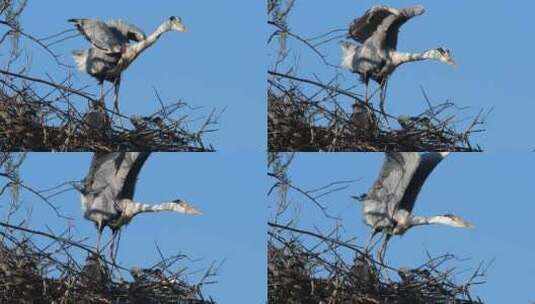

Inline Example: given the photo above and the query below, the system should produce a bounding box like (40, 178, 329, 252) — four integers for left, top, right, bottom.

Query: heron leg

(113, 231, 122, 263)
(99, 82, 105, 103)
(378, 234, 391, 264)
(96, 229, 102, 254)
(379, 79, 390, 126)
(113, 77, 121, 115)
(365, 81, 369, 105)
(364, 230, 379, 253)
(111, 77, 125, 128)
(109, 230, 117, 263)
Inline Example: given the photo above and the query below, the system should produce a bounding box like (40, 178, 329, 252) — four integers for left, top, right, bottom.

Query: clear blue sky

(269, 0, 535, 151)
(17, 0, 265, 152)
(9, 153, 266, 303)
(269, 153, 535, 303)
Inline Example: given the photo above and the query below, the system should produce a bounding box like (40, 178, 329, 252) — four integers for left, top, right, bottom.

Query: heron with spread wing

(358, 152, 472, 262)
(341, 5, 455, 118)
(70, 17, 187, 113)
(76, 152, 201, 260)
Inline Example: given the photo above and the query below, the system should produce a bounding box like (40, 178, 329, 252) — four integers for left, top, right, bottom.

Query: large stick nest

(268, 74, 486, 152)
(268, 225, 485, 304)
(0, 80, 219, 152)
(0, 226, 216, 304)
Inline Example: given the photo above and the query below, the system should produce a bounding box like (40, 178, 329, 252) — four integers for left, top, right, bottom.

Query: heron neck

(119, 199, 197, 220)
(118, 22, 171, 68)
(392, 50, 441, 66)
(409, 215, 430, 226)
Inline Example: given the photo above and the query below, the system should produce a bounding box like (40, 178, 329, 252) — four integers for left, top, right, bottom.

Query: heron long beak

(445, 54, 456, 66)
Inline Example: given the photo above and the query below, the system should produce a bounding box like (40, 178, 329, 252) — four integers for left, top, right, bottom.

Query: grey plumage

(70, 17, 186, 113)
(79, 152, 201, 259)
(69, 19, 125, 53)
(70, 18, 145, 113)
(359, 152, 472, 260)
(105, 20, 146, 45)
(341, 5, 455, 115)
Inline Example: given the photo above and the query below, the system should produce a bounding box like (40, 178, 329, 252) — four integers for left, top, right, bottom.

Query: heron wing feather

(70, 19, 123, 53)
(398, 152, 447, 213)
(349, 5, 425, 49)
(364, 152, 421, 216)
(106, 20, 146, 42)
(116, 152, 151, 200)
(349, 6, 400, 43)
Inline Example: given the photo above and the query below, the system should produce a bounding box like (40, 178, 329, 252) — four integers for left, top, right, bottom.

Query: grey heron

(77, 152, 201, 260)
(358, 152, 472, 262)
(341, 5, 455, 117)
(70, 17, 187, 113)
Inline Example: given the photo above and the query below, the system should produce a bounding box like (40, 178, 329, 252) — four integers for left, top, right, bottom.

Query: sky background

(14, 0, 265, 152)
(2, 153, 266, 303)
(269, 0, 534, 151)
(268, 153, 535, 304)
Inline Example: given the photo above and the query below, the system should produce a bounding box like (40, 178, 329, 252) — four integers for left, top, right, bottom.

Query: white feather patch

(72, 49, 88, 72)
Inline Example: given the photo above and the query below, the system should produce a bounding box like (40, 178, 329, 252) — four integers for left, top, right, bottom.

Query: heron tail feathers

(72, 49, 88, 72)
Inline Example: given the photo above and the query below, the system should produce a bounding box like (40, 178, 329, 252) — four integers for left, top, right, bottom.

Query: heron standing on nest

(356, 152, 472, 262)
(341, 5, 456, 119)
(75, 152, 202, 262)
(70, 17, 187, 114)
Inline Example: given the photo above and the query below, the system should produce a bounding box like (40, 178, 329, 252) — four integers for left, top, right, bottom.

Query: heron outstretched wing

(349, 5, 425, 49)
(82, 152, 126, 222)
(106, 20, 146, 43)
(398, 152, 449, 213)
(115, 152, 151, 201)
(364, 152, 421, 217)
(84, 152, 121, 195)
(69, 18, 123, 53)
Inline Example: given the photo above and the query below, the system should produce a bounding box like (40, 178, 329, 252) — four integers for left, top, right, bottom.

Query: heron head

(435, 47, 456, 65)
(168, 16, 187, 32)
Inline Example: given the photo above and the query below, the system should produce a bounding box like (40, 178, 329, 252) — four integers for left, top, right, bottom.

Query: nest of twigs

(0, 92, 217, 151)
(268, 225, 485, 304)
(268, 91, 485, 152)
(0, 235, 215, 304)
